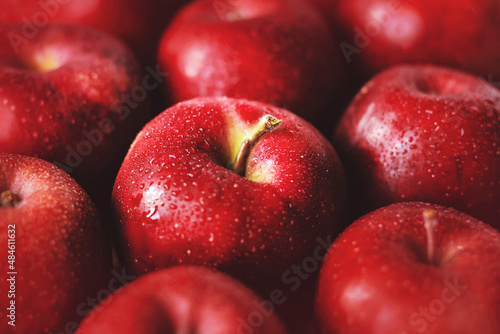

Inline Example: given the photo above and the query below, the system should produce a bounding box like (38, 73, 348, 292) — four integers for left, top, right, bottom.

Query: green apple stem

(1, 190, 18, 208)
(232, 115, 282, 176)
(423, 210, 438, 264)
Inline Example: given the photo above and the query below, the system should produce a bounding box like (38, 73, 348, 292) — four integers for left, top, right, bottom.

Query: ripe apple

(112, 97, 347, 289)
(0, 153, 112, 334)
(0, 23, 150, 202)
(314, 0, 500, 85)
(76, 265, 288, 334)
(315, 202, 500, 334)
(157, 0, 347, 127)
(334, 64, 500, 227)
(0, 0, 190, 64)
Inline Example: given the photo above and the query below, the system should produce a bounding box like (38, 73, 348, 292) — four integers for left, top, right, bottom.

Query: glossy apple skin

(0, 0, 190, 63)
(316, 202, 500, 334)
(76, 265, 288, 334)
(334, 65, 500, 227)
(314, 0, 500, 85)
(0, 153, 112, 334)
(158, 0, 347, 127)
(0, 24, 149, 200)
(112, 97, 346, 287)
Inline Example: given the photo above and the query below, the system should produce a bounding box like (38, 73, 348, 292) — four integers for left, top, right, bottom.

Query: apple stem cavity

(423, 209, 438, 265)
(1, 190, 19, 208)
(232, 115, 282, 176)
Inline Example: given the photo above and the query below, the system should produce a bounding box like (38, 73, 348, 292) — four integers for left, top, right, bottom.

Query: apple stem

(423, 209, 438, 264)
(232, 115, 282, 176)
(1, 190, 18, 208)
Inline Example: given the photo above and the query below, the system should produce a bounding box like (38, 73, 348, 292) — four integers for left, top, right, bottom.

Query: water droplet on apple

(145, 206, 160, 220)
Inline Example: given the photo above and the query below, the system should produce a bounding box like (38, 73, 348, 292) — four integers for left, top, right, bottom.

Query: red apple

(314, 0, 500, 86)
(334, 64, 500, 227)
(0, 23, 151, 201)
(0, 0, 190, 64)
(76, 265, 288, 334)
(112, 97, 347, 289)
(316, 202, 500, 334)
(157, 0, 347, 127)
(0, 153, 112, 333)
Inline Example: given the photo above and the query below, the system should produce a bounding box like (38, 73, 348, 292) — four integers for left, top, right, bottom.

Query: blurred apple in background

(76, 265, 288, 334)
(112, 97, 346, 288)
(0, 153, 112, 334)
(316, 202, 500, 334)
(158, 0, 348, 130)
(313, 0, 500, 89)
(0, 0, 191, 64)
(334, 65, 500, 227)
(0, 24, 150, 204)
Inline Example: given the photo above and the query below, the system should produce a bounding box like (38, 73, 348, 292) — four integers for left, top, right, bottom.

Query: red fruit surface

(316, 202, 500, 334)
(0, 153, 112, 334)
(0, 24, 150, 197)
(158, 0, 347, 126)
(314, 0, 500, 85)
(76, 266, 288, 334)
(112, 97, 346, 287)
(0, 0, 190, 63)
(334, 65, 500, 226)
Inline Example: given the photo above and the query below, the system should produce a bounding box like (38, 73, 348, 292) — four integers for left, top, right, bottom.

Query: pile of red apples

(0, 0, 499, 333)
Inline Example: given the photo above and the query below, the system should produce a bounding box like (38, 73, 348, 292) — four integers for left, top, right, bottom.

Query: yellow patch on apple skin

(225, 10, 245, 21)
(32, 49, 62, 72)
(246, 159, 276, 183)
(224, 109, 279, 183)
(224, 108, 250, 167)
